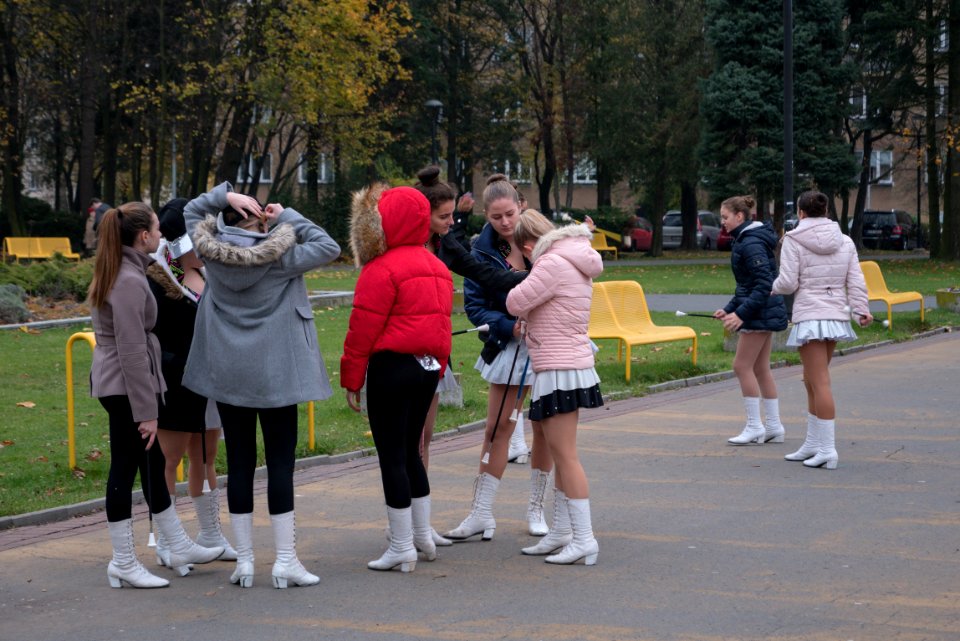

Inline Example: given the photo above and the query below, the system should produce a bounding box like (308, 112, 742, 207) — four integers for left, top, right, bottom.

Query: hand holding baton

(452, 323, 490, 336)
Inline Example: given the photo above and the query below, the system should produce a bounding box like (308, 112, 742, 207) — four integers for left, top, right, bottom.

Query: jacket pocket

(296, 305, 316, 347)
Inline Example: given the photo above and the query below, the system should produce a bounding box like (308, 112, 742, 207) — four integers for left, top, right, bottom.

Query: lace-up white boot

(522, 489, 572, 555)
(545, 498, 598, 566)
(229, 512, 254, 587)
(444, 472, 499, 540)
(154, 504, 223, 576)
(507, 412, 530, 464)
(193, 488, 237, 561)
(527, 469, 550, 536)
(728, 396, 765, 445)
(762, 397, 786, 443)
(785, 413, 819, 461)
(107, 519, 169, 588)
(368, 506, 417, 572)
(803, 418, 838, 469)
(271, 511, 319, 588)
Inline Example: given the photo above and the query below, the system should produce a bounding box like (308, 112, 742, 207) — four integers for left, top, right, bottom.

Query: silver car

(662, 210, 721, 249)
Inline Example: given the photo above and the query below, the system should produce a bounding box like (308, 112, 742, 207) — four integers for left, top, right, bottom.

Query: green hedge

(0, 258, 93, 301)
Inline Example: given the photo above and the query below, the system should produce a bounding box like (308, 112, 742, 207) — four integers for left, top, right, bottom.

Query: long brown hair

(87, 202, 155, 308)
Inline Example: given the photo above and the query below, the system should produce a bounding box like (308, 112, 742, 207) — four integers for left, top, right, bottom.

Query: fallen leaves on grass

(85, 448, 103, 461)
(700, 331, 712, 336)
(33, 455, 48, 463)
(18, 326, 41, 335)
(0, 440, 14, 447)
(16, 401, 36, 408)
(72, 468, 86, 479)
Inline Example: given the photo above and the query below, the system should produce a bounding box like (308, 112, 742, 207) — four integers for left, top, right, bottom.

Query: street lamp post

(425, 99, 443, 166)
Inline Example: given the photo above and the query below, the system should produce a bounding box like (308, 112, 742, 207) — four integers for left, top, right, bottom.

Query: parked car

(662, 210, 720, 249)
(629, 217, 653, 252)
(861, 209, 920, 250)
(717, 225, 732, 251)
(783, 212, 799, 231)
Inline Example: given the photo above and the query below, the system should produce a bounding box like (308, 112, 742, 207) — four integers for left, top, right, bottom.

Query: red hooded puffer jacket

(340, 186, 453, 392)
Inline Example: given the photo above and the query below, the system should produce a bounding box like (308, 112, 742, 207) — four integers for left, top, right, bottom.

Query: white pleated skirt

(786, 320, 858, 347)
(474, 338, 532, 385)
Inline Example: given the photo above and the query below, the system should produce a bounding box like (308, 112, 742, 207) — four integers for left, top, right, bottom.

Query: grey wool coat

(182, 182, 341, 408)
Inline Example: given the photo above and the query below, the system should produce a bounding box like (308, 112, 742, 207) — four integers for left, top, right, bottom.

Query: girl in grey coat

(183, 182, 341, 589)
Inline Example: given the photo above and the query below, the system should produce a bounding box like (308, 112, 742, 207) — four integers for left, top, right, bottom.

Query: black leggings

(100, 395, 171, 522)
(217, 403, 298, 515)
(366, 351, 440, 508)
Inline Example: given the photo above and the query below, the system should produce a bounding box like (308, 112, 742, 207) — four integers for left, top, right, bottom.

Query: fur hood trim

(146, 262, 184, 300)
(532, 223, 593, 263)
(193, 215, 296, 266)
(349, 183, 390, 267)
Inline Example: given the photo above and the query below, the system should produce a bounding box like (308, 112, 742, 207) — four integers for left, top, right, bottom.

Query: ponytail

(87, 203, 155, 308)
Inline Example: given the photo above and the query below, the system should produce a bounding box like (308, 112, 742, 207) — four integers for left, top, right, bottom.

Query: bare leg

(419, 394, 440, 471)
(529, 418, 554, 473)
(732, 332, 772, 397)
(185, 430, 222, 497)
(751, 332, 778, 399)
(798, 341, 836, 419)
(539, 410, 588, 499)
(157, 430, 192, 495)
(478, 383, 527, 480)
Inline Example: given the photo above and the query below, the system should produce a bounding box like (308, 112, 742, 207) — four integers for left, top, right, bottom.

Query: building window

(297, 153, 334, 184)
(937, 84, 947, 116)
(505, 160, 531, 184)
(849, 87, 867, 119)
(237, 153, 272, 184)
(855, 150, 894, 186)
(573, 159, 597, 184)
(937, 20, 949, 52)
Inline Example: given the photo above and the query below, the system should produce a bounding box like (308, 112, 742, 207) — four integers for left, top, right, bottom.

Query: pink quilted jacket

(506, 224, 603, 372)
(772, 217, 869, 322)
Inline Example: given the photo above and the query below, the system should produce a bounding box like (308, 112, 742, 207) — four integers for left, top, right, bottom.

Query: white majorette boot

(368, 506, 417, 572)
(527, 469, 550, 536)
(107, 519, 169, 588)
(728, 396, 765, 445)
(507, 411, 530, 464)
(545, 497, 599, 566)
(411, 496, 445, 561)
(193, 488, 238, 561)
(522, 489, 572, 555)
(271, 511, 319, 588)
(444, 472, 499, 540)
(229, 512, 254, 588)
(785, 413, 819, 461)
(153, 504, 224, 576)
(762, 397, 786, 443)
(803, 418, 838, 469)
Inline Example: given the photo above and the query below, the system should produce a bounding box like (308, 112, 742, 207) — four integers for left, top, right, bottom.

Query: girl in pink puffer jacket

(772, 190, 873, 470)
(506, 210, 604, 566)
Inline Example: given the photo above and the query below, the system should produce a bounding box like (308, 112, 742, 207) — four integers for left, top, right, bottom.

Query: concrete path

(1, 332, 958, 641)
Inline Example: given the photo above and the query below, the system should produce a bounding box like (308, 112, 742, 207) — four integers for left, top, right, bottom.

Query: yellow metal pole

(66, 332, 96, 470)
(307, 401, 315, 450)
(177, 459, 184, 483)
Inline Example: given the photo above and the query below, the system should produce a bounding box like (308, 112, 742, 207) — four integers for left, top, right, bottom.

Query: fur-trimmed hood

(531, 223, 603, 279)
(192, 214, 296, 291)
(349, 184, 430, 267)
(146, 262, 184, 300)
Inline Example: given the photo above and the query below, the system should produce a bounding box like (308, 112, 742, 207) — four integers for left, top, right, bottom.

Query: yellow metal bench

(590, 231, 618, 260)
(859, 260, 924, 330)
(2, 237, 81, 262)
(588, 280, 697, 381)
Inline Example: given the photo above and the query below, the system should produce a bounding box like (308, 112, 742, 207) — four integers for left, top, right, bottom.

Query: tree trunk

(596, 159, 612, 209)
(0, 2, 24, 234)
(925, 0, 941, 256)
(216, 97, 253, 187)
(851, 132, 873, 248)
(680, 181, 697, 250)
(943, 0, 960, 259)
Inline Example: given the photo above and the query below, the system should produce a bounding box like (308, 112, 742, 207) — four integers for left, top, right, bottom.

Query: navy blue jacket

(724, 221, 788, 331)
(464, 223, 530, 356)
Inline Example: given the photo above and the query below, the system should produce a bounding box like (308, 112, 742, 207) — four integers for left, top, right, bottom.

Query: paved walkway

(1, 332, 957, 641)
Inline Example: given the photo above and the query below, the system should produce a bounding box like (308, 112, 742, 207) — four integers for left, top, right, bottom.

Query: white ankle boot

(762, 397, 785, 443)
(545, 498, 598, 566)
(229, 512, 255, 587)
(803, 418, 838, 469)
(507, 412, 530, 464)
(728, 397, 765, 445)
(527, 469, 550, 536)
(522, 490, 572, 555)
(193, 488, 237, 561)
(445, 472, 499, 540)
(154, 504, 224, 576)
(785, 413, 819, 461)
(411, 496, 444, 561)
(107, 519, 169, 588)
(368, 506, 417, 572)
(271, 511, 319, 588)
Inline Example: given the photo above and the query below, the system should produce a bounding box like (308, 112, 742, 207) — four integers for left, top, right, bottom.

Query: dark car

(861, 210, 920, 250)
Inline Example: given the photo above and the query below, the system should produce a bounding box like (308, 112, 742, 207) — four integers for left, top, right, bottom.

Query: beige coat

(90, 246, 166, 421)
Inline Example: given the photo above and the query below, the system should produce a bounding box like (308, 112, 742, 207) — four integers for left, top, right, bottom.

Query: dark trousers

(100, 395, 171, 522)
(366, 352, 440, 508)
(216, 403, 298, 515)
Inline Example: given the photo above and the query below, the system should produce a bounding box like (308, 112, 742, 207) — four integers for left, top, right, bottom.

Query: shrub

(0, 258, 93, 301)
(0, 196, 84, 252)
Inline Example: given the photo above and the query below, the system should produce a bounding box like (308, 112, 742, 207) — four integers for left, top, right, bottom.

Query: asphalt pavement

(1, 331, 958, 641)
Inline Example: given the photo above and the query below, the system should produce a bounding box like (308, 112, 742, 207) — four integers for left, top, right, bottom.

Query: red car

(717, 226, 732, 250)
(629, 217, 653, 252)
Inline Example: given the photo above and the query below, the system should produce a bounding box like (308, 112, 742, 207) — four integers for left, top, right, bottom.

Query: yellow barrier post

(308, 401, 315, 450)
(66, 332, 96, 470)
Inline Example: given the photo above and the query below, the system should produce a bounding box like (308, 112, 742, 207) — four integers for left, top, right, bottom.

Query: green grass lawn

(1, 255, 958, 517)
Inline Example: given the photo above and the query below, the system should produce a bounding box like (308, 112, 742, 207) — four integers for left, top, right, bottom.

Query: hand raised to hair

(225, 191, 263, 220)
(456, 193, 475, 213)
(264, 203, 284, 220)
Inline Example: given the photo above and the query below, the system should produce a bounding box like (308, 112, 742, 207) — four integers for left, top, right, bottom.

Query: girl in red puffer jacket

(341, 185, 453, 573)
